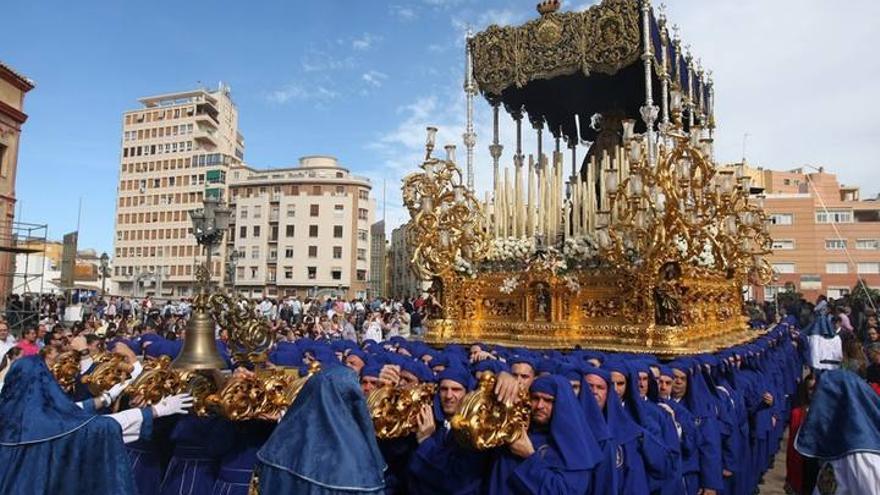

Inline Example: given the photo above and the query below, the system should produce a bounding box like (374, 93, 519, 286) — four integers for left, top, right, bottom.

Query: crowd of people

(0, 291, 878, 494)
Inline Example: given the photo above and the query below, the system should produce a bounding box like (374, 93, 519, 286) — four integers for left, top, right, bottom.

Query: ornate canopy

(470, 0, 712, 142)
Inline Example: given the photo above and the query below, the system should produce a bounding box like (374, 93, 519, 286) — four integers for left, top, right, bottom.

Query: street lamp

(99, 252, 110, 297)
(189, 195, 232, 291)
(226, 249, 240, 291)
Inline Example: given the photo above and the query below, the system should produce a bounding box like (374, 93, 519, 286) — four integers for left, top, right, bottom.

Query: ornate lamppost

(226, 249, 240, 292)
(189, 195, 232, 291)
(99, 252, 110, 297)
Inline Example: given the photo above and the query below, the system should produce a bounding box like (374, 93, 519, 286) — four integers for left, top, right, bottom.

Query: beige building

(113, 85, 245, 297)
(0, 62, 34, 301)
(369, 220, 386, 298)
(720, 162, 880, 302)
(387, 221, 423, 300)
(226, 156, 375, 299)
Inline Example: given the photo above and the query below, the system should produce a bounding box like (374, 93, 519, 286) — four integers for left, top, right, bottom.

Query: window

(334, 204, 344, 217)
(308, 246, 318, 257)
(826, 262, 848, 274)
(357, 248, 366, 261)
(333, 246, 342, 259)
(284, 247, 294, 258)
(763, 285, 786, 300)
(769, 214, 793, 225)
(285, 225, 295, 237)
(331, 269, 342, 280)
(286, 205, 296, 217)
(333, 225, 343, 238)
(336, 185, 345, 194)
(856, 239, 880, 250)
(827, 287, 851, 299)
(358, 190, 369, 200)
(825, 239, 846, 250)
(356, 269, 367, 281)
(858, 263, 880, 274)
(358, 208, 368, 220)
(772, 263, 796, 274)
(358, 229, 368, 242)
(253, 226, 261, 238)
(284, 267, 293, 279)
(239, 226, 247, 239)
(309, 225, 318, 237)
(312, 186, 321, 195)
(254, 206, 262, 218)
(816, 210, 852, 224)
(771, 240, 795, 250)
(251, 247, 260, 259)
(308, 267, 317, 279)
(250, 267, 258, 279)
(310, 204, 319, 217)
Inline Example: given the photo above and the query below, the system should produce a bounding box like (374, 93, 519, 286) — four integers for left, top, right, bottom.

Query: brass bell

(172, 307, 227, 370)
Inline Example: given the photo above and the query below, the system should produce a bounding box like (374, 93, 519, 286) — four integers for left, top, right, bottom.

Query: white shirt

(0, 336, 17, 360)
(813, 453, 880, 495)
(364, 322, 383, 342)
(807, 334, 843, 370)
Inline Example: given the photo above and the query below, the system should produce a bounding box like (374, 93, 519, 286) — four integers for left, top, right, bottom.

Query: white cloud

(362, 70, 388, 88)
(390, 5, 417, 21)
(352, 33, 380, 51)
(266, 83, 338, 105)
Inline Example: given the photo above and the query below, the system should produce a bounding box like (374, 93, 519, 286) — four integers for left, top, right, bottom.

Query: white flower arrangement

(562, 235, 598, 259)
(563, 275, 581, 293)
(485, 237, 536, 262)
(695, 241, 716, 268)
(499, 276, 520, 294)
(673, 234, 689, 258)
(453, 255, 476, 278)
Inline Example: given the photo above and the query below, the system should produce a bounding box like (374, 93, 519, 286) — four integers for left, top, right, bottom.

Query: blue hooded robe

(585, 367, 650, 495)
(255, 365, 387, 494)
(408, 366, 489, 494)
(488, 374, 602, 495)
(0, 356, 140, 494)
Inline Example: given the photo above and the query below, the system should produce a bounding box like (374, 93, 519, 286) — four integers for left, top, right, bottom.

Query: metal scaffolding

(0, 221, 48, 334)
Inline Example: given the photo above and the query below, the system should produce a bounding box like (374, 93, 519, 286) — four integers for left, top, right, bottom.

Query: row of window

(116, 244, 206, 259)
(117, 204, 201, 225)
(772, 262, 880, 275)
(120, 156, 225, 175)
(769, 210, 860, 225)
(236, 266, 367, 282)
(117, 226, 192, 243)
(238, 224, 344, 240)
(234, 245, 367, 261)
(122, 141, 193, 158)
(123, 124, 193, 142)
(771, 239, 880, 250)
(125, 106, 195, 126)
(120, 174, 209, 192)
(119, 194, 196, 212)
(231, 185, 370, 200)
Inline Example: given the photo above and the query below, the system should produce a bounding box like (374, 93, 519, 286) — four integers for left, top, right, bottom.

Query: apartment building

(113, 85, 245, 297)
(0, 62, 34, 301)
(226, 156, 374, 300)
(369, 220, 386, 298)
(723, 163, 880, 302)
(387, 221, 423, 300)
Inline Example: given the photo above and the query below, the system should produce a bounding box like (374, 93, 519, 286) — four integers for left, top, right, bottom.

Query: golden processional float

(403, 0, 773, 356)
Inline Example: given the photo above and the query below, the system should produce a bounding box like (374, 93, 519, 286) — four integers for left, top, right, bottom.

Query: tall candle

(527, 155, 535, 238)
(514, 156, 523, 238)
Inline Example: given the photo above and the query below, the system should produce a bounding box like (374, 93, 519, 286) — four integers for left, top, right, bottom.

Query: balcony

(194, 127, 218, 147)
(193, 112, 218, 128)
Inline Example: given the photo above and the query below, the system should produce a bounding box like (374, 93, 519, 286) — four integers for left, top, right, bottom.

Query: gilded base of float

(423, 270, 764, 357)
(425, 318, 763, 357)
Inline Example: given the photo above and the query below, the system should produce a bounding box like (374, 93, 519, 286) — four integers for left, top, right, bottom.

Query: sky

(4, 0, 879, 256)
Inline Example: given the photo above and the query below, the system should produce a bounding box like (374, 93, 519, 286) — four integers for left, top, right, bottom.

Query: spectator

(16, 327, 39, 356)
